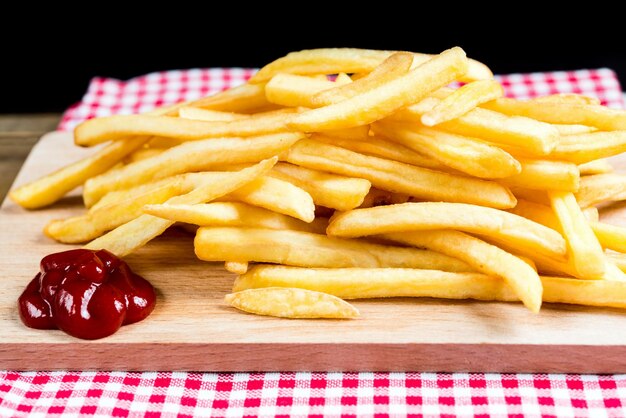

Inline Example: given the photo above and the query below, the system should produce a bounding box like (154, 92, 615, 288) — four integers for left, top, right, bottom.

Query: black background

(3, 10, 625, 113)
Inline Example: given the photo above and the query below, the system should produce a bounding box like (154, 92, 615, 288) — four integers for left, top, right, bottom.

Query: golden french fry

(318, 126, 371, 141)
(10, 137, 149, 209)
(143, 202, 325, 233)
(391, 97, 559, 156)
(373, 123, 521, 178)
(224, 287, 359, 319)
(223, 176, 315, 223)
(283, 139, 516, 209)
(549, 191, 605, 278)
(607, 252, 626, 273)
(551, 124, 597, 135)
(383, 230, 542, 312)
(551, 132, 626, 164)
(265, 74, 338, 107)
(578, 159, 613, 175)
(311, 52, 414, 106)
(46, 179, 186, 244)
(234, 265, 626, 310)
(125, 148, 164, 163)
(194, 226, 474, 271)
(507, 199, 560, 231)
(83, 132, 303, 207)
(190, 82, 272, 113)
(178, 107, 247, 122)
(590, 222, 626, 253)
(249, 48, 492, 84)
(327, 202, 566, 258)
(225, 261, 249, 274)
(84, 158, 277, 256)
(501, 159, 580, 192)
(90, 174, 193, 211)
(312, 134, 446, 170)
(270, 162, 371, 211)
(288, 47, 469, 131)
(533, 93, 601, 105)
(421, 79, 503, 126)
(234, 265, 509, 301)
(483, 98, 626, 130)
(575, 174, 626, 207)
(75, 109, 299, 147)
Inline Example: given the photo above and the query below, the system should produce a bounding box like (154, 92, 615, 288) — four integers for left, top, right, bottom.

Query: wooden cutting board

(3, 131, 626, 373)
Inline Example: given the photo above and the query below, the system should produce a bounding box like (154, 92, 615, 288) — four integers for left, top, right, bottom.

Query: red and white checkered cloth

(3, 371, 626, 417)
(2, 66, 625, 417)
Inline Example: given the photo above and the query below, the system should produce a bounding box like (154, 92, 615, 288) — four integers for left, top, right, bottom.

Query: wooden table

(0, 114, 60, 200)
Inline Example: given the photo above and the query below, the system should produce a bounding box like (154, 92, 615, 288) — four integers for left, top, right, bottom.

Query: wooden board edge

(2, 343, 625, 373)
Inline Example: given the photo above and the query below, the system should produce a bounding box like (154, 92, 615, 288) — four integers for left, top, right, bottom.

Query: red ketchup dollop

(18, 249, 156, 340)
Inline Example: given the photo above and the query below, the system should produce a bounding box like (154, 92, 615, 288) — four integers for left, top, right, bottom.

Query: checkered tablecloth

(3, 63, 626, 417)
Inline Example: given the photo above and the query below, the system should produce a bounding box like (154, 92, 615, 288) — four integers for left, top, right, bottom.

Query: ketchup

(18, 249, 156, 340)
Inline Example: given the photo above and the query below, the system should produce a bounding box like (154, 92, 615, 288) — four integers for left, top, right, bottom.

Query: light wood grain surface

(3, 130, 626, 372)
(0, 114, 60, 200)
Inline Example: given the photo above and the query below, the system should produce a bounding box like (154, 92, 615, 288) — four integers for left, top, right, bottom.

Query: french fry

(312, 134, 447, 170)
(75, 110, 299, 147)
(10, 137, 149, 209)
(179, 107, 247, 122)
(327, 202, 566, 258)
(311, 52, 414, 106)
(234, 265, 626, 310)
(532, 93, 601, 106)
(224, 287, 359, 319)
(270, 162, 371, 211)
(223, 176, 315, 222)
(83, 132, 303, 207)
(289, 47, 469, 131)
(548, 191, 605, 278)
(501, 159, 580, 192)
(578, 159, 613, 175)
(373, 123, 521, 178)
(391, 97, 559, 156)
(318, 126, 371, 141)
(575, 174, 626, 207)
(194, 226, 474, 271)
(249, 48, 492, 84)
(483, 97, 626, 130)
(421, 79, 503, 126)
(265, 74, 338, 107)
(125, 148, 164, 163)
(551, 124, 597, 135)
(234, 265, 510, 301)
(607, 253, 626, 273)
(551, 132, 626, 164)
(190, 82, 272, 113)
(143, 202, 325, 233)
(225, 261, 249, 274)
(590, 222, 626, 253)
(46, 179, 186, 243)
(283, 139, 516, 209)
(382, 230, 542, 312)
(507, 199, 560, 231)
(84, 158, 277, 256)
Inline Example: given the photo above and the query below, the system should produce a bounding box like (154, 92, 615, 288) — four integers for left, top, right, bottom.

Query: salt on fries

(11, 47, 626, 319)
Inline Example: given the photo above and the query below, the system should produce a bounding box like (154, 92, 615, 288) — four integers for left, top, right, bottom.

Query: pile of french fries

(12, 47, 626, 319)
